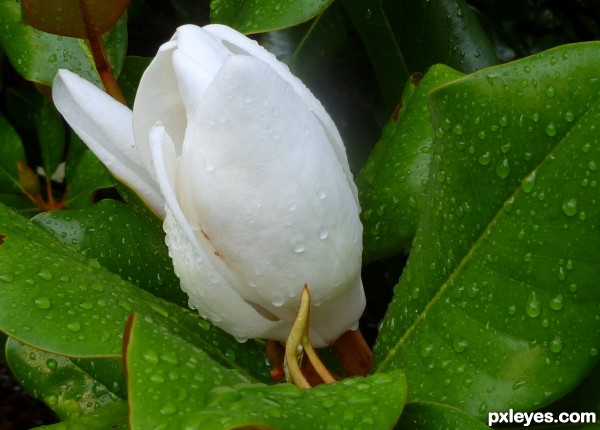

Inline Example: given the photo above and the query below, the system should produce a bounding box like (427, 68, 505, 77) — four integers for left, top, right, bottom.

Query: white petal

(149, 125, 290, 342)
(134, 25, 229, 170)
(52, 70, 164, 216)
(177, 55, 364, 342)
(205, 24, 358, 203)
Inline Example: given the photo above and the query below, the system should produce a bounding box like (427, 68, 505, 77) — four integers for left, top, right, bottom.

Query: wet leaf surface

(374, 42, 600, 417)
(126, 313, 406, 429)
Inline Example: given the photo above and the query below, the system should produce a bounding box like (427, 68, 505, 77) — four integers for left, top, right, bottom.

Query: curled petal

(205, 24, 358, 203)
(149, 125, 290, 342)
(134, 25, 229, 170)
(52, 70, 164, 216)
(176, 55, 365, 345)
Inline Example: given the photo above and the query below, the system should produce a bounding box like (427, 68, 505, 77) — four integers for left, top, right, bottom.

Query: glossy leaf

(6, 338, 121, 420)
(397, 401, 490, 429)
(33, 199, 188, 306)
(260, 4, 346, 85)
(210, 0, 334, 34)
(357, 65, 465, 262)
(385, 0, 497, 74)
(0, 111, 26, 194)
(0, 202, 272, 382)
(0, 0, 127, 86)
(21, 0, 131, 39)
(37, 99, 67, 182)
(374, 43, 600, 417)
(342, 0, 408, 108)
(126, 313, 407, 429)
(64, 149, 113, 209)
(35, 401, 129, 430)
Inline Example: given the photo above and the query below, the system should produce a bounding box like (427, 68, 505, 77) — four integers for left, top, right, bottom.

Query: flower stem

(79, 0, 127, 105)
(284, 285, 335, 388)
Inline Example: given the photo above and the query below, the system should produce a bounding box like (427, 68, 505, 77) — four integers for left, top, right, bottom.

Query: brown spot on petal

(201, 229, 211, 242)
(214, 251, 224, 260)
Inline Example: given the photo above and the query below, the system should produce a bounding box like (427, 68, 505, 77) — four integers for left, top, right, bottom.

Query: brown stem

(332, 329, 373, 377)
(79, 0, 127, 105)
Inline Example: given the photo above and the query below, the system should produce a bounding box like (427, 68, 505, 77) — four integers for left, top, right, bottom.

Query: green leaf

(385, 0, 497, 74)
(21, 0, 131, 39)
(117, 56, 152, 107)
(37, 99, 67, 181)
(260, 4, 346, 85)
(357, 65, 465, 262)
(6, 338, 121, 420)
(342, 0, 408, 108)
(210, 0, 335, 34)
(35, 401, 129, 430)
(126, 312, 407, 429)
(0, 202, 272, 382)
(33, 199, 189, 307)
(374, 43, 600, 417)
(0, 111, 26, 194)
(396, 401, 490, 429)
(342, 0, 497, 110)
(0, 0, 127, 86)
(65, 149, 112, 209)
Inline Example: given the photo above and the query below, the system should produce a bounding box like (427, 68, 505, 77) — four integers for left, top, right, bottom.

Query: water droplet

(143, 350, 159, 364)
(478, 152, 491, 166)
(46, 358, 58, 370)
(545, 85, 556, 98)
(318, 227, 328, 240)
(204, 159, 214, 171)
(67, 322, 81, 332)
(549, 336, 563, 353)
(292, 240, 305, 253)
(34, 297, 52, 310)
(549, 294, 564, 311)
(317, 187, 327, 200)
(507, 304, 517, 315)
(562, 198, 578, 217)
(589, 159, 598, 171)
(496, 158, 510, 179)
(545, 122, 557, 137)
(563, 111, 575, 122)
(498, 115, 509, 127)
(452, 337, 468, 353)
(79, 301, 93, 310)
(159, 403, 177, 415)
(271, 294, 285, 307)
(453, 124, 464, 135)
(90, 283, 104, 292)
(526, 291, 541, 318)
(118, 300, 132, 312)
(150, 373, 165, 384)
(522, 171, 536, 193)
(0, 274, 14, 283)
(37, 270, 53, 281)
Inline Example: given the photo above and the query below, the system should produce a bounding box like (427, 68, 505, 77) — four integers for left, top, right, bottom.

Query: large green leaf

(396, 401, 490, 429)
(126, 312, 407, 429)
(0, 202, 272, 382)
(374, 42, 600, 417)
(0, 0, 127, 86)
(260, 4, 346, 86)
(342, 0, 497, 109)
(37, 99, 67, 182)
(357, 65, 465, 262)
(36, 401, 129, 430)
(210, 0, 335, 34)
(6, 338, 122, 420)
(33, 199, 188, 306)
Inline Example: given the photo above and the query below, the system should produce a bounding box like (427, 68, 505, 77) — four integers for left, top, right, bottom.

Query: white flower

(52, 24, 365, 347)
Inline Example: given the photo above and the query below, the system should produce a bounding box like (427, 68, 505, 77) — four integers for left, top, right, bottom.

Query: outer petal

(149, 125, 290, 342)
(52, 70, 164, 216)
(204, 24, 358, 203)
(133, 25, 228, 171)
(175, 55, 365, 345)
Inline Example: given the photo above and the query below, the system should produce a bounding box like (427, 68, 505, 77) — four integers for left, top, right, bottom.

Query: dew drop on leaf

(526, 291, 541, 318)
(33, 296, 51, 310)
(562, 198, 578, 217)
